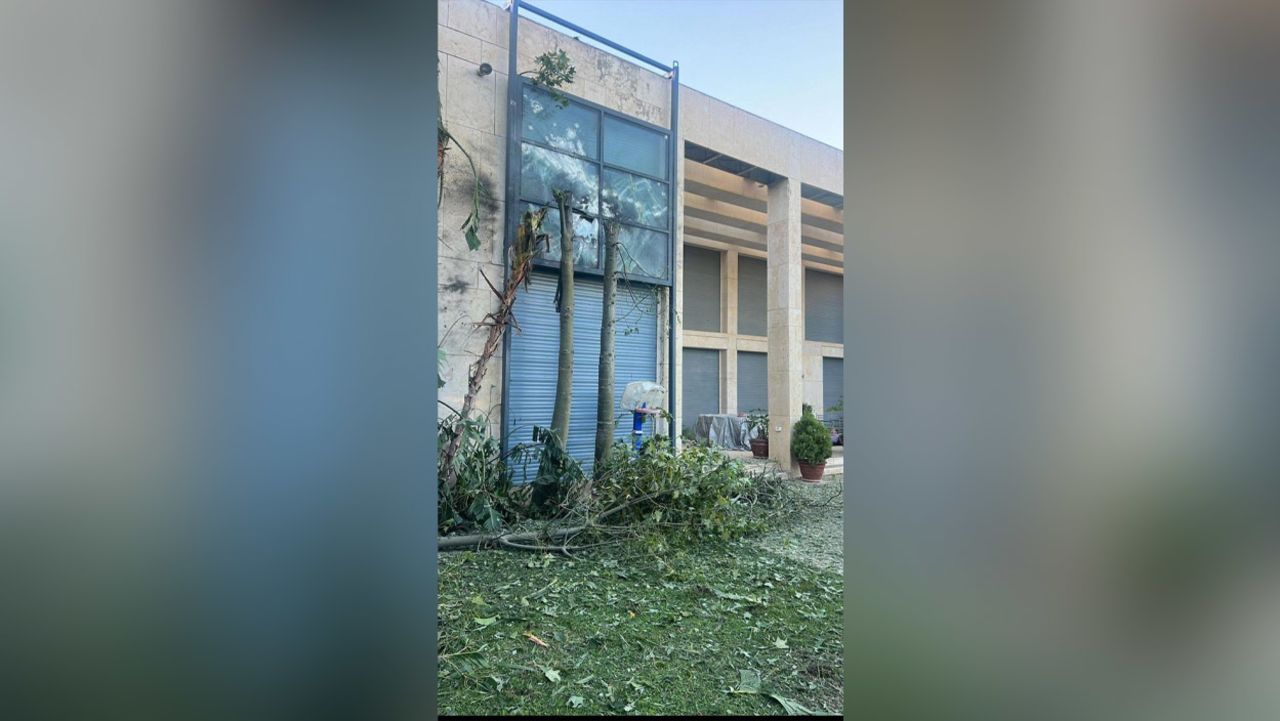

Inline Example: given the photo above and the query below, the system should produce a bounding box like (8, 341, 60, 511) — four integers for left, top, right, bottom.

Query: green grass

(437, 540, 843, 715)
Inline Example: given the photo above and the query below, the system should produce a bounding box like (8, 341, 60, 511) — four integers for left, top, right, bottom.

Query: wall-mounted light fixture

(477, 62, 493, 77)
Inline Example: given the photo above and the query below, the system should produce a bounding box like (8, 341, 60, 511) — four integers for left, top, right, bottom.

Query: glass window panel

(520, 144, 599, 216)
(617, 226, 668, 281)
(601, 169, 668, 228)
(527, 202, 600, 270)
(521, 86, 598, 158)
(603, 116, 667, 177)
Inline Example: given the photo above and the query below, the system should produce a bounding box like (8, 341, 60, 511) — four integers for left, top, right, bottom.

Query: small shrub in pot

(790, 405, 832, 481)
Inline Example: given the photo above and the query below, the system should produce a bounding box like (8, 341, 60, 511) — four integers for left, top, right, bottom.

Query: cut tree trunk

(549, 191, 575, 446)
(438, 487, 678, 552)
(438, 525, 586, 550)
(593, 221, 620, 473)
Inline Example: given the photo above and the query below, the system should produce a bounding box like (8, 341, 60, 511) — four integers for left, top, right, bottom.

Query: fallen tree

(438, 486, 677, 551)
(438, 442, 807, 553)
(437, 525, 587, 551)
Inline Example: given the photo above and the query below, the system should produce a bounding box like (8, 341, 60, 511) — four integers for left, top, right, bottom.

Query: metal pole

(499, 0, 522, 455)
(667, 61, 679, 448)
(519, 1, 672, 73)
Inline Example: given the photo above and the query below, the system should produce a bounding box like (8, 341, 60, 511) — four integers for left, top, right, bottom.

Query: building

(438, 0, 843, 472)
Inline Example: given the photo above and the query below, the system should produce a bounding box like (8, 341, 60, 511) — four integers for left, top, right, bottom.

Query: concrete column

(766, 178, 804, 471)
(722, 250, 738, 414)
(656, 286, 671, 438)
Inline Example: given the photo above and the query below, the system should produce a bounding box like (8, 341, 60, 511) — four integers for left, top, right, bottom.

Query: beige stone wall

(437, 0, 508, 431)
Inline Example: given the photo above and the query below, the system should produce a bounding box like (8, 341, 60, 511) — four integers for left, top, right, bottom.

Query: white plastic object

(620, 381, 666, 411)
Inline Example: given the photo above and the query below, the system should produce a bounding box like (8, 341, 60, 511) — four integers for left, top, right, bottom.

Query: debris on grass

(767, 692, 816, 715)
(438, 540, 842, 715)
(752, 477, 843, 575)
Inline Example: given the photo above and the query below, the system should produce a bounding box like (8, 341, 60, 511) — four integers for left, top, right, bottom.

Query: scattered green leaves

(437, 542, 842, 715)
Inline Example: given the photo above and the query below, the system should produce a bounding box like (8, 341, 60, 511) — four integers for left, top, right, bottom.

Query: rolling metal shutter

(737, 256, 767, 337)
(804, 269, 844, 343)
(505, 270, 659, 474)
(680, 348, 720, 434)
(682, 246, 721, 332)
(736, 351, 768, 415)
(822, 357, 843, 427)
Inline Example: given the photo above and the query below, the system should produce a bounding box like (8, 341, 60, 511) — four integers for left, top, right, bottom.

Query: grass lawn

(437, 539, 843, 715)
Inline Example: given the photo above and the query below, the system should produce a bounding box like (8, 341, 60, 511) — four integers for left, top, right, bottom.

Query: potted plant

(826, 397, 844, 446)
(745, 410, 769, 458)
(791, 404, 832, 481)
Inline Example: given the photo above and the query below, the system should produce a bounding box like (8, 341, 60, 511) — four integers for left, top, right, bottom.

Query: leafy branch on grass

(439, 434, 805, 555)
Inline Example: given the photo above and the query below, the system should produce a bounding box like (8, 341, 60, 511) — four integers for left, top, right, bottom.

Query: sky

(488, 0, 844, 149)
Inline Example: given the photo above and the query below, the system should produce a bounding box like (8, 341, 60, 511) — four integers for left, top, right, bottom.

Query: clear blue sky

(490, 0, 844, 149)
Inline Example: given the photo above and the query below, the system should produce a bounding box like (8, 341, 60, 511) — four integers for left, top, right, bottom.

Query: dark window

(682, 246, 721, 332)
(603, 114, 667, 177)
(517, 84, 671, 283)
(737, 255, 767, 336)
(736, 351, 768, 415)
(804, 269, 843, 343)
(822, 357, 843, 428)
(681, 348, 720, 432)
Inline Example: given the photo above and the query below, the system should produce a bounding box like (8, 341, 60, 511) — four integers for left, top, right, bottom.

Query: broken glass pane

(522, 86, 599, 159)
(520, 144, 599, 216)
(601, 169, 668, 229)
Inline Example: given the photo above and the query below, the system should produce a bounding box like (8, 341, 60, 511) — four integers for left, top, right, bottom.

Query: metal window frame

(516, 82, 675, 284)
(500, 0, 679, 453)
(518, 82, 674, 229)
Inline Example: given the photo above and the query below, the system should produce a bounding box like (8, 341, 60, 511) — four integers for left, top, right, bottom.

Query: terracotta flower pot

(797, 462, 826, 482)
(750, 437, 769, 458)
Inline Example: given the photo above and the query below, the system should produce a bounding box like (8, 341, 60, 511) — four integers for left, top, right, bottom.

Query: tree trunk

(549, 191, 575, 446)
(594, 221, 620, 471)
(438, 525, 586, 551)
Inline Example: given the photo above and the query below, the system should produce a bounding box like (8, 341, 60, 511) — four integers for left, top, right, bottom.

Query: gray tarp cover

(693, 414, 749, 450)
